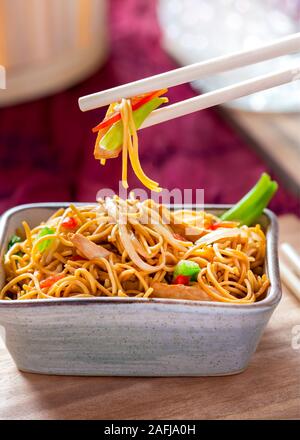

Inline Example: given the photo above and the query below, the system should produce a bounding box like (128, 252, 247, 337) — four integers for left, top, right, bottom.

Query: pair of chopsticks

(79, 33, 300, 126)
(280, 243, 300, 302)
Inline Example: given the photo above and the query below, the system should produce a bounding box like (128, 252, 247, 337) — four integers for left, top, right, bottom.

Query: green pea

(173, 260, 200, 281)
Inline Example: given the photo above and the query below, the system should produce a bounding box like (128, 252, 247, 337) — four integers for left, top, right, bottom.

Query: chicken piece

(151, 282, 212, 301)
(159, 205, 205, 242)
(70, 234, 111, 260)
(171, 222, 205, 242)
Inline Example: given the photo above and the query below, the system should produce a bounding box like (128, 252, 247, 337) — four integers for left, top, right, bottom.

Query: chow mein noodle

(93, 90, 168, 191)
(1, 197, 270, 303)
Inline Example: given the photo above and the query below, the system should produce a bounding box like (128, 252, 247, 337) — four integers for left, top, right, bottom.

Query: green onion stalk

(221, 173, 278, 226)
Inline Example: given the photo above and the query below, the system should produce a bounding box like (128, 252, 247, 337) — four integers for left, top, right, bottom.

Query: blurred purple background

(0, 0, 299, 215)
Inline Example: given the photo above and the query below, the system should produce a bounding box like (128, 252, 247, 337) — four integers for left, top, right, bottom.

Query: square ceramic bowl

(0, 203, 281, 376)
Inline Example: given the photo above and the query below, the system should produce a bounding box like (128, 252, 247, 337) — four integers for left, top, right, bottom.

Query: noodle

(1, 198, 270, 303)
(94, 95, 165, 191)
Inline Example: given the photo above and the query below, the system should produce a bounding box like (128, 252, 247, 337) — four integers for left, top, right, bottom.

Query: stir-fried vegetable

(173, 275, 190, 285)
(92, 89, 168, 133)
(61, 217, 78, 230)
(7, 235, 22, 251)
(173, 260, 200, 282)
(6, 235, 23, 257)
(40, 274, 64, 289)
(37, 227, 55, 252)
(99, 96, 168, 152)
(208, 221, 239, 230)
(221, 173, 278, 226)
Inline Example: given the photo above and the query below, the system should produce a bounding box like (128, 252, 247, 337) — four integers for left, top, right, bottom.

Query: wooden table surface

(0, 215, 299, 420)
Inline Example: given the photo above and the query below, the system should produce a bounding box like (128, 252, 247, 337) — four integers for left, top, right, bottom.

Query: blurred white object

(0, 0, 108, 106)
(158, 0, 300, 112)
(281, 242, 300, 276)
(280, 260, 300, 301)
(280, 242, 300, 301)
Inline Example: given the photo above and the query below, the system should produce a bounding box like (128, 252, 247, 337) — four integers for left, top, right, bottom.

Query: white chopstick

(79, 32, 300, 112)
(280, 260, 300, 302)
(281, 243, 300, 277)
(141, 66, 300, 129)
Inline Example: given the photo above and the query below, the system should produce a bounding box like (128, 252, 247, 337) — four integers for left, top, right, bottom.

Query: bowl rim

(0, 202, 281, 310)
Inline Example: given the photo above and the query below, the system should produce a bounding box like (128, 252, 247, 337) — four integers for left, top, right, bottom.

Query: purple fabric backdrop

(0, 0, 299, 216)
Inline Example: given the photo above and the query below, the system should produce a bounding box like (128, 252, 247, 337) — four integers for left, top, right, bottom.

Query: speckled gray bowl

(0, 203, 281, 376)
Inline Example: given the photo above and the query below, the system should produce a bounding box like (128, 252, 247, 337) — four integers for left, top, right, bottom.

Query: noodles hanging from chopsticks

(93, 91, 168, 191)
(1, 198, 270, 303)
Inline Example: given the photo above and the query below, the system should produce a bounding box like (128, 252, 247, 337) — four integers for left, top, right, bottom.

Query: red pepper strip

(209, 223, 222, 231)
(92, 89, 168, 133)
(92, 112, 119, 133)
(209, 222, 237, 231)
(40, 274, 64, 289)
(172, 275, 190, 285)
(61, 217, 78, 230)
(131, 89, 168, 110)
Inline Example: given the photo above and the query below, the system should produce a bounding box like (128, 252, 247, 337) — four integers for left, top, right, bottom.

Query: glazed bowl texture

(0, 203, 281, 376)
